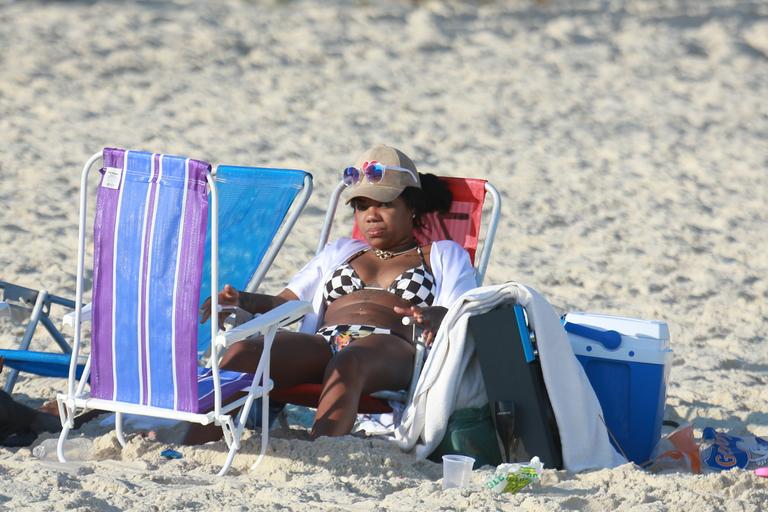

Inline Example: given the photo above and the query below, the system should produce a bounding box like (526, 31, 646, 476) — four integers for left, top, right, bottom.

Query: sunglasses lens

(343, 167, 360, 185)
(364, 163, 384, 183)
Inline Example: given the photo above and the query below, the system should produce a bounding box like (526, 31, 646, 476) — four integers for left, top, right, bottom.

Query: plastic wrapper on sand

(647, 423, 702, 474)
(485, 456, 543, 494)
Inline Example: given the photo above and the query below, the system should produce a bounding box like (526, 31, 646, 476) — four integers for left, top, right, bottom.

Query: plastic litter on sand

(32, 438, 93, 461)
(160, 449, 183, 460)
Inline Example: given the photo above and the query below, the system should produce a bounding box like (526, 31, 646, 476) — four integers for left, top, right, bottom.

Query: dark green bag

(428, 404, 502, 468)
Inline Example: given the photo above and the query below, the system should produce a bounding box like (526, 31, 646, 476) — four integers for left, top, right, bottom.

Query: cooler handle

(563, 322, 622, 350)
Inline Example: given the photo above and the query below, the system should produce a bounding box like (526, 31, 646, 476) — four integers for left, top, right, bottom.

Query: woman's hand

(393, 305, 448, 347)
(199, 284, 239, 324)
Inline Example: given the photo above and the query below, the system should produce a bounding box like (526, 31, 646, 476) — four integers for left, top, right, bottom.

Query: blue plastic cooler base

(576, 355, 666, 465)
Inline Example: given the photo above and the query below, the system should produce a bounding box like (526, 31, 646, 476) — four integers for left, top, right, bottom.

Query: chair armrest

(215, 300, 312, 348)
(62, 303, 92, 327)
(218, 305, 255, 330)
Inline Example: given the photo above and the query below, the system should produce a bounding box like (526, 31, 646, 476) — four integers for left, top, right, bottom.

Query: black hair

(400, 173, 452, 228)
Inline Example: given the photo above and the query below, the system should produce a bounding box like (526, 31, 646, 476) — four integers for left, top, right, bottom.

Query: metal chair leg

(3, 290, 48, 393)
(115, 412, 126, 447)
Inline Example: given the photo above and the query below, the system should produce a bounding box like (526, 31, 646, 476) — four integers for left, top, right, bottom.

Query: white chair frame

(56, 152, 312, 475)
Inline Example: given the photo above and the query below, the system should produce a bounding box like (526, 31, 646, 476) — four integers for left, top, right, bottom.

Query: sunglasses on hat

(342, 161, 418, 186)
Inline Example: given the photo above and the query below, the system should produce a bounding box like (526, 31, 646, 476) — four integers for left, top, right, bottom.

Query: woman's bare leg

(184, 331, 332, 445)
(311, 334, 415, 438)
(218, 331, 332, 386)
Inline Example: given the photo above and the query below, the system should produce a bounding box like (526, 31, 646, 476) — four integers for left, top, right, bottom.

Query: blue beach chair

(0, 157, 312, 402)
(196, 163, 313, 357)
(0, 281, 87, 392)
(56, 148, 313, 475)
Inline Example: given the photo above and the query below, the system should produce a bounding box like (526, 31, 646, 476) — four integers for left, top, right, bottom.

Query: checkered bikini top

(323, 246, 436, 307)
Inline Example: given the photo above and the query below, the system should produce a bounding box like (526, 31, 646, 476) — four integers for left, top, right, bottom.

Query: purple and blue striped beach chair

(56, 148, 312, 475)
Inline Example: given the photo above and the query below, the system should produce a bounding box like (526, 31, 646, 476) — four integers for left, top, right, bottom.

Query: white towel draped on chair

(393, 282, 627, 472)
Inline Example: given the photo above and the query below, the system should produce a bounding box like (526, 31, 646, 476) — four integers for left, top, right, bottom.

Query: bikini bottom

(315, 324, 404, 354)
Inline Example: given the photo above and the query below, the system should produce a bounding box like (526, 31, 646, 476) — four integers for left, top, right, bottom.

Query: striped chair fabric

(90, 148, 250, 413)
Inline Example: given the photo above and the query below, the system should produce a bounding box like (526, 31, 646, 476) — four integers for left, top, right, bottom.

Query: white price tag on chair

(102, 167, 123, 189)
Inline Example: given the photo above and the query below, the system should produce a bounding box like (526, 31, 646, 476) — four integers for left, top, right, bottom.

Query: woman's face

(352, 196, 415, 248)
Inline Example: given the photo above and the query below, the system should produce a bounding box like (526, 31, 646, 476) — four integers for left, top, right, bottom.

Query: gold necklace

(372, 243, 418, 260)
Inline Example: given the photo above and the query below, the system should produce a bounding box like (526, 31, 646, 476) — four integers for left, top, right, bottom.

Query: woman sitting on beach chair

(189, 144, 477, 442)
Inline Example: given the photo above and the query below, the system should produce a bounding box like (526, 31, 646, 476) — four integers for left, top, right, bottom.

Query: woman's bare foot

(39, 399, 103, 429)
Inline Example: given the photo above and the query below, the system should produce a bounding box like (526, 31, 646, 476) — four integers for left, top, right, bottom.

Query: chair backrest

(196, 166, 312, 355)
(339, 176, 499, 284)
(90, 148, 210, 412)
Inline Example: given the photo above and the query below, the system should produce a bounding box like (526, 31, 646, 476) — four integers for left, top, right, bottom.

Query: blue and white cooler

(563, 312, 672, 465)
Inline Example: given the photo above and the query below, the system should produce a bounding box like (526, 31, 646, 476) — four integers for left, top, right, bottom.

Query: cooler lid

(564, 312, 669, 341)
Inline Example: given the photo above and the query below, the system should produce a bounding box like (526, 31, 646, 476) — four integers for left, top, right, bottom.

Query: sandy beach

(1, 0, 767, 509)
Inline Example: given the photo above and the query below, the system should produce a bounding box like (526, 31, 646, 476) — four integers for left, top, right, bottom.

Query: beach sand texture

(1, 0, 767, 509)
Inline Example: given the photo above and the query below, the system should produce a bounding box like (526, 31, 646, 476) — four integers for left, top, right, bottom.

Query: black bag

(468, 303, 564, 469)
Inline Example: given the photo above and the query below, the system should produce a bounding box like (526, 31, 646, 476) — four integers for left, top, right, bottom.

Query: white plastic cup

(442, 454, 475, 489)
